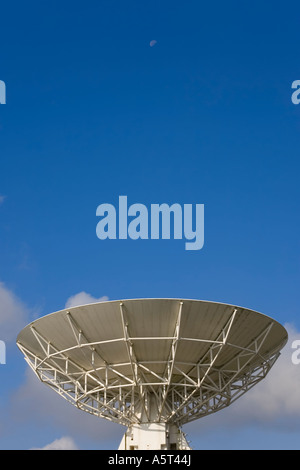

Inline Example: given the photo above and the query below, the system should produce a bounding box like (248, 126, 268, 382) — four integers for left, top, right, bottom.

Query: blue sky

(0, 0, 300, 450)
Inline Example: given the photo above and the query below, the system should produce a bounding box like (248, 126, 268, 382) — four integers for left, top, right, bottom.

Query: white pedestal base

(118, 422, 191, 450)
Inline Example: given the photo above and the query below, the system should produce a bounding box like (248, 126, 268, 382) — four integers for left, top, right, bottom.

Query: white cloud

(0, 195, 6, 205)
(31, 436, 78, 450)
(0, 282, 29, 342)
(65, 291, 109, 309)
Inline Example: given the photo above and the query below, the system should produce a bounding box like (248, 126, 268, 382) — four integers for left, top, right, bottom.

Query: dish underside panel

(17, 299, 287, 426)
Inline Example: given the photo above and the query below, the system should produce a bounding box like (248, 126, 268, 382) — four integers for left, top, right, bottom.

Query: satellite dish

(17, 298, 287, 450)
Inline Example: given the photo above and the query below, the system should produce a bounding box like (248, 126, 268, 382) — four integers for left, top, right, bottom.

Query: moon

(149, 40, 157, 47)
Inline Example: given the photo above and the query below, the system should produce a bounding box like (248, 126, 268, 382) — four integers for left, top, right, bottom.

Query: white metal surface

(16, 298, 287, 446)
(118, 422, 191, 450)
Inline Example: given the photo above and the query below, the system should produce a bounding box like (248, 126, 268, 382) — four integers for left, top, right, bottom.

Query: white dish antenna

(17, 298, 287, 450)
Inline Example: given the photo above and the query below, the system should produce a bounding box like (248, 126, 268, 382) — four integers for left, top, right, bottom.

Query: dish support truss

(17, 302, 282, 449)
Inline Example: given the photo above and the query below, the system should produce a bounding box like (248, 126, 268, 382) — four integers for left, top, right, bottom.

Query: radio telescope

(16, 299, 287, 450)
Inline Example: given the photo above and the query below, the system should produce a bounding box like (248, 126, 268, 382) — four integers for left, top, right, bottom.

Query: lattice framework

(17, 301, 282, 427)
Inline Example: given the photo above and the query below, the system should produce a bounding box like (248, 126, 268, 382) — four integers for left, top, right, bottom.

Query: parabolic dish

(17, 299, 288, 427)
